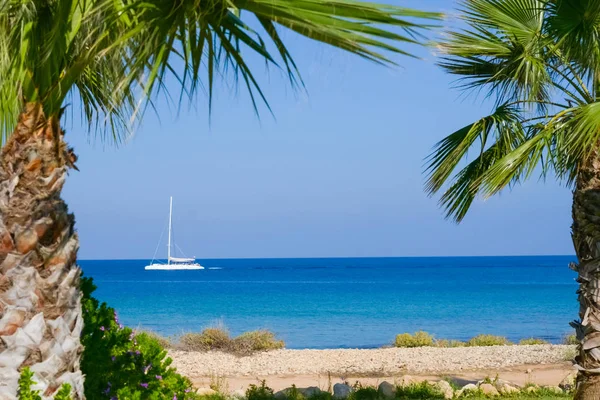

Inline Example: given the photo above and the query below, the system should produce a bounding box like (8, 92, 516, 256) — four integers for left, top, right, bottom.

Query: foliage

(519, 338, 550, 345)
(351, 387, 379, 400)
(434, 339, 466, 347)
(180, 328, 232, 352)
(280, 385, 305, 400)
(394, 331, 435, 348)
(564, 334, 578, 345)
(80, 277, 195, 399)
(17, 368, 41, 400)
(394, 382, 444, 400)
(0, 0, 440, 147)
(54, 384, 73, 400)
(246, 381, 275, 400)
(466, 335, 512, 347)
(135, 329, 173, 349)
(425, 0, 600, 222)
(178, 327, 284, 355)
(17, 368, 72, 400)
(233, 330, 285, 354)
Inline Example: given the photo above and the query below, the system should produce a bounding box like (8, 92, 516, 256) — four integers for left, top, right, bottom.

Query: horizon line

(78, 254, 577, 262)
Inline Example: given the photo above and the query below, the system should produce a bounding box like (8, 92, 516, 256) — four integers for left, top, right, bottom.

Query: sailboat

(145, 197, 204, 270)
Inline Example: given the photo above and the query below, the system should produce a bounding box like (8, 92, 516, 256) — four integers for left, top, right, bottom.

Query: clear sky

(62, 0, 574, 260)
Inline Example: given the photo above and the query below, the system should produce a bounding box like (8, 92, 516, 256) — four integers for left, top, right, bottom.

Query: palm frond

(425, 103, 524, 195)
(0, 0, 441, 147)
(437, 0, 551, 105)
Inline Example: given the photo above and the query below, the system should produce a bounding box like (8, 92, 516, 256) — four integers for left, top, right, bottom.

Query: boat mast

(167, 196, 173, 265)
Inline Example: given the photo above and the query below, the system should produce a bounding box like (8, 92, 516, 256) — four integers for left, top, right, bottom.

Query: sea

(80, 256, 578, 349)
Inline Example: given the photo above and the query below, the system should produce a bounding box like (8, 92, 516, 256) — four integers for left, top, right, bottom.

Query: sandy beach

(170, 345, 577, 391)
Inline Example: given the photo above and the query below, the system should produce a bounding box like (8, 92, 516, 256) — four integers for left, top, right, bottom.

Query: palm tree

(426, 0, 600, 398)
(0, 0, 439, 398)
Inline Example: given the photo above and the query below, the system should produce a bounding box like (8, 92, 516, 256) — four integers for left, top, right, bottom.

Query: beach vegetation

(135, 329, 173, 349)
(233, 330, 286, 354)
(0, 0, 440, 396)
(178, 327, 285, 355)
(435, 339, 466, 348)
(426, 0, 600, 396)
(466, 335, 512, 347)
(352, 386, 380, 400)
(519, 338, 550, 345)
(394, 382, 445, 400)
(180, 327, 233, 352)
(563, 334, 578, 345)
(247, 381, 276, 400)
(394, 331, 435, 347)
(80, 277, 196, 399)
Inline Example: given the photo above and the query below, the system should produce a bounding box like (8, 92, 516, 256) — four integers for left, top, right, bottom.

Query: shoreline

(170, 344, 576, 378)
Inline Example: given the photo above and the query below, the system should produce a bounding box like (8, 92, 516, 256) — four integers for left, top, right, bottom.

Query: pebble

(169, 345, 574, 377)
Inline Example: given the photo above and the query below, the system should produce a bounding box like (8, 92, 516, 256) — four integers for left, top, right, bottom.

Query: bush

(178, 327, 284, 355)
(246, 381, 275, 400)
(394, 331, 434, 348)
(564, 334, 578, 345)
(395, 382, 444, 400)
(466, 334, 512, 347)
(233, 330, 285, 355)
(352, 387, 379, 400)
(519, 338, 550, 345)
(80, 277, 195, 399)
(434, 339, 465, 348)
(180, 328, 232, 352)
(17, 368, 72, 400)
(135, 329, 172, 349)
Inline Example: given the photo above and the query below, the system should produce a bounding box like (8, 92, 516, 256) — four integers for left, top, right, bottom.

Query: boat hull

(145, 263, 204, 270)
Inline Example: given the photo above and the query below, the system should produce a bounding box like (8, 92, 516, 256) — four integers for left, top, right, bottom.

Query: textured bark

(0, 103, 83, 399)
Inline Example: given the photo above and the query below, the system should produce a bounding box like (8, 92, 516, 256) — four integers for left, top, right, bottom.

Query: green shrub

(280, 385, 305, 400)
(177, 327, 284, 355)
(17, 368, 72, 400)
(233, 330, 285, 355)
(136, 329, 172, 349)
(17, 368, 42, 400)
(434, 339, 466, 348)
(246, 381, 275, 400)
(180, 328, 232, 352)
(466, 334, 512, 347)
(80, 277, 195, 399)
(352, 387, 379, 400)
(519, 338, 550, 345)
(394, 331, 434, 348)
(564, 334, 578, 345)
(307, 392, 333, 400)
(394, 382, 444, 400)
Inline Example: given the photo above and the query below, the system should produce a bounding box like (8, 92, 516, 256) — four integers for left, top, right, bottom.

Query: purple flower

(140, 383, 149, 389)
(111, 356, 116, 362)
(185, 389, 191, 393)
(119, 324, 124, 329)
(173, 396, 177, 400)
(114, 311, 120, 324)
(100, 326, 105, 331)
(155, 375, 162, 380)
(135, 350, 141, 355)
(111, 397, 117, 400)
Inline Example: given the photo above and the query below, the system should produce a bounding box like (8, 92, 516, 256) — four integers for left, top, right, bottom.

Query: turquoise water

(80, 256, 578, 349)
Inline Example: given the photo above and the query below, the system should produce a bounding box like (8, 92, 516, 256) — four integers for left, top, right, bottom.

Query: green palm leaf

(427, 0, 600, 222)
(0, 0, 441, 146)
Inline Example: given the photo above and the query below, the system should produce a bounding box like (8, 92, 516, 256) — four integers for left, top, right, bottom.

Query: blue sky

(62, 0, 574, 260)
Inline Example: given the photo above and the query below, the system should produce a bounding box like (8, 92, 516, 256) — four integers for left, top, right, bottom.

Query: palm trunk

(0, 103, 84, 399)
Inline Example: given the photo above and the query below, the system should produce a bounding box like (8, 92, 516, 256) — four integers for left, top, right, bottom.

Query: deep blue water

(81, 256, 578, 349)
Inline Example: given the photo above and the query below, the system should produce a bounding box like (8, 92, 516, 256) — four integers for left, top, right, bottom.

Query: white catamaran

(145, 197, 204, 270)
